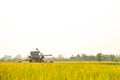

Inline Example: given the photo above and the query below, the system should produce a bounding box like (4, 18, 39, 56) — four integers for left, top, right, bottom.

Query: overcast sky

(0, 0, 120, 58)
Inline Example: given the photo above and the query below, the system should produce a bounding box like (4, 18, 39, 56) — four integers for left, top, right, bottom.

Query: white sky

(0, 0, 120, 58)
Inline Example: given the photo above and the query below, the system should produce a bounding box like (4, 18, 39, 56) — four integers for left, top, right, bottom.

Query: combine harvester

(28, 48, 53, 63)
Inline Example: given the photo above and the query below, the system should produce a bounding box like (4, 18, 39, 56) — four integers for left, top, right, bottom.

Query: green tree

(0, 55, 12, 62)
(81, 53, 88, 60)
(110, 54, 116, 61)
(96, 53, 102, 61)
(76, 54, 81, 61)
(13, 54, 22, 61)
(70, 54, 75, 61)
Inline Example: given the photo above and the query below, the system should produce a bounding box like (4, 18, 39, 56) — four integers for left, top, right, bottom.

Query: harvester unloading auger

(28, 48, 53, 63)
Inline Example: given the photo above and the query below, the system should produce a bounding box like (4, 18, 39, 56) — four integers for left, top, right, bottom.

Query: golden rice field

(0, 62, 120, 80)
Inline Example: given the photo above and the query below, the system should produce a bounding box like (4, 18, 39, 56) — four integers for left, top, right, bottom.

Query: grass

(0, 62, 120, 80)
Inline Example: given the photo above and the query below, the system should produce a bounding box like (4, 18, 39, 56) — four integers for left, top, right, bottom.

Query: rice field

(0, 62, 120, 80)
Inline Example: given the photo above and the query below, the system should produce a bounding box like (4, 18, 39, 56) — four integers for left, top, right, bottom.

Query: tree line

(0, 54, 27, 62)
(0, 53, 120, 62)
(68, 53, 120, 62)
(51, 53, 120, 62)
